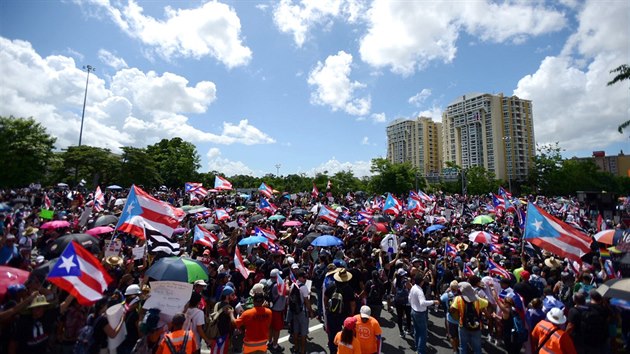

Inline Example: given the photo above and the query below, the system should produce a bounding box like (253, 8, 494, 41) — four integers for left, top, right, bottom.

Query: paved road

(203, 304, 508, 354)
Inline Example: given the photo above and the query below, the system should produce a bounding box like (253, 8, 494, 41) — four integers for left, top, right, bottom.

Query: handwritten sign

(143, 281, 193, 316)
(132, 245, 146, 260)
(104, 239, 122, 258)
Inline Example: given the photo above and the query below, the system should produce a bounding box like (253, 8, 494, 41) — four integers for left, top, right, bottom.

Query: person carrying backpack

(324, 268, 355, 354)
(156, 313, 197, 354)
(567, 289, 611, 354)
(287, 269, 313, 354)
(531, 308, 576, 354)
(449, 282, 489, 354)
(392, 268, 412, 338)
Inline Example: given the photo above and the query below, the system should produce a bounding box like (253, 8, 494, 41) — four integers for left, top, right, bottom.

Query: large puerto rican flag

(254, 226, 277, 240)
(214, 176, 233, 190)
(234, 246, 252, 279)
(524, 202, 592, 263)
(258, 182, 274, 198)
(318, 205, 339, 224)
(116, 185, 185, 239)
(193, 225, 218, 247)
(383, 193, 403, 216)
(47, 241, 112, 305)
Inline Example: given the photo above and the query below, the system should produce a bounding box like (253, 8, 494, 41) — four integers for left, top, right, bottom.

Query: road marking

(279, 323, 324, 343)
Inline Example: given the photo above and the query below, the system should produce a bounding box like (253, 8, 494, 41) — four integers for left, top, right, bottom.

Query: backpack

(313, 264, 327, 288)
(510, 311, 528, 344)
(529, 277, 545, 296)
(205, 305, 223, 339)
(164, 332, 189, 354)
(289, 283, 305, 314)
(393, 281, 408, 305)
(366, 281, 381, 305)
(579, 305, 608, 345)
(328, 285, 344, 315)
(73, 314, 95, 354)
(131, 336, 152, 354)
(462, 301, 481, 331)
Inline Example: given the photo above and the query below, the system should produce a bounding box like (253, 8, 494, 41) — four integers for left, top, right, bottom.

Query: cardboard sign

(106, 303, 127, 351)
(143, 281, 193, 316)
(104, 239, 122, 258)
(132, 245, 146, 260)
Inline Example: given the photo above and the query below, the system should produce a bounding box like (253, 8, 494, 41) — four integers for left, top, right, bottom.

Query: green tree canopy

(146, 138, 201, 188)
(119, 147, 162, 188)
(606, 64, 630, 133)
(368, 158, 420, 195)
(52, 146, 120, 188)
(465, 166, 500, 195)
(0, 116, 56, 188)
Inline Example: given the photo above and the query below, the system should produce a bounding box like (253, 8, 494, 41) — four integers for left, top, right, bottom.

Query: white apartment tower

(442, 93, 535, 182)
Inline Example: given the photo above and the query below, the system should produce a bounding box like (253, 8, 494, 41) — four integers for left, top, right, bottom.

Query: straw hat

(544, 257, 562, 269)
(24, 226, 39, 236)
(326, 264, 339, 276)
(28, 295, 50, 309)
(105, 256, 123, 267)
(333, 268, 353, 283)
(457, 243, 469, 252)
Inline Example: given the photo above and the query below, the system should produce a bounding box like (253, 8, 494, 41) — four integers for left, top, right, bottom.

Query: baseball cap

(291, 263, 299, 270)
(520, 270, 531, 281)
(270, 268, 281, 278)
(194, 280, 208, 287)
(397, 268, 407, 276)
(360, 305, 371, 319)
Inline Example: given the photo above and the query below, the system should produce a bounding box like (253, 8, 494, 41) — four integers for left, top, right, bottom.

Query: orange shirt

(156, 329, 198, 354)
(334, 332, 362, 354)
(234, 306, 272, 343)
(353, 315, 382, 354)
(531, 320, 577, 354)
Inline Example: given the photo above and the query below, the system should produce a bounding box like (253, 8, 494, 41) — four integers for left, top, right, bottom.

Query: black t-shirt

(91, 314, 109, 354)
(325, 281, 355, 317)
(11, 308, 57, 353)
(121, 309, 140, 347)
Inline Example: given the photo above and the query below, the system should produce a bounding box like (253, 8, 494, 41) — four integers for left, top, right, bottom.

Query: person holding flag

(268, 268, 287, 352)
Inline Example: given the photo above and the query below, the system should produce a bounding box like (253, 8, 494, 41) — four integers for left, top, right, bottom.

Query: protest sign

(132, 245, 146, 260)
(106, 303, 126, 352)
(39, 209, 54, 220)
(104, 239, 122, 258)
(143, 281, 193, 316)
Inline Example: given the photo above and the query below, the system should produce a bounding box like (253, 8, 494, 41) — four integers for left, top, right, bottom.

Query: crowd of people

(0, 185, 628, 354)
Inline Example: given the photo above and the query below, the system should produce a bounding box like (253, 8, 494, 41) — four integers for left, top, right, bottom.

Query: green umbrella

(145, 257, 209, 283)
(472, 215, 494, 225)
(180, 205, 194, 212)
(268, 215, 286, 221)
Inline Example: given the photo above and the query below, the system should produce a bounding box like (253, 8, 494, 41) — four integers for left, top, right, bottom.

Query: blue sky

(0, 0, 628, 178)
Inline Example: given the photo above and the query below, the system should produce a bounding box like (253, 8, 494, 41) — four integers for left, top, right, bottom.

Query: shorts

(271, 310, 284, 331)
(291, 312, 309, 336)
(447, 322, 459, 338)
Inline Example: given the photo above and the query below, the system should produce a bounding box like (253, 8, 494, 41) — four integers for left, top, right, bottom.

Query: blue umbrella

(311, 235, 343, 247)
(424, 224, 445, 234)
(238, 235, 269, 246)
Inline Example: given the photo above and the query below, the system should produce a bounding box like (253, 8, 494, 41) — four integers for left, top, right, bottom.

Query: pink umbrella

(283, 220, 302, 227)
(40, 220, 70, 229)
(0, 266, 29, 301)
(86, 226, 114, 236)
(468, 231, 495, 244)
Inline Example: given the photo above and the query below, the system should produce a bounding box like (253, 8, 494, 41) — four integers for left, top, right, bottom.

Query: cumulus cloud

(0, 37, 274, 152)
(361, 136, 369, 145)
(98, 49, 128, 70)
(206, 148, 256, 176)
(408, 88, 432, 106)
(514, 0, 629, 154)
(360, 0, 567, 75)
(272, 0, 364, 47)
(307, 51, 371, 116)
(76, 0, 252, 68)
(416, 105, 444, 123)
(307, 157, 372, 178)
(371, 112, 386, 123)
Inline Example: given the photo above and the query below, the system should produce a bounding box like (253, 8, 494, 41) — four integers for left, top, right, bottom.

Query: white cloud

(98, 49, 128, 70)
(307, 157, 373, 178)
(272, 0, 364, 47)
(206, 148, 256, 176)
(77, 0, 252, 68)
(0, 37, 275, 153)
(513, 0, 629, 154)
(371, 112, 386, 123)
(408, 88, 432, 106)
(307, 51, 371, 116)
(359, 0, 566, 75)
(361, 136, 369, 145)
(416, 105, 444, 123)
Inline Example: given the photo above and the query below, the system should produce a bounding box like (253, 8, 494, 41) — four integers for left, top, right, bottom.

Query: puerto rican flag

(93, 186, 105, 212)
(44, 193, 52, 209)
(254, 226, 277, 240)
(234, 247, 252, 279)
(488, 243, 503, 254)
(116, 185, 185, 239)
(276, 270, 287, 296)
(193, 225, 218, 247)
(311, 183, 319, 198)
(318, 205, 339, 224)
(258, 182, 274, 198)
(464, 265, 475, 277)
(383, 193, 402, 216)
(498, 186, 512, 200)
(259, 198, 277, 214)
(261, 238, 285, 255)
(326, 180, 332, 190)
(215, 208, 230, 221)
(445, 242, 458, 257)
(214, 176, 233, 190)
(47, 241, 112, 305)
(524, 202, 592, 263)
(371, 196, 384, 210)
(487, 259, 512, 279)
(356, 210, 373, 225)
(417, 190, 434, 202)
(185, 182, 208, 197)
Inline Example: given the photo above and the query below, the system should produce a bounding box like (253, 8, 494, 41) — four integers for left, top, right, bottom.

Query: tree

(331, 170, 365, 194)
(0, 116, 56, 188)
(606, 64, 630, 133)
(465, 166, 500, 195)
(146, 138, 201, 188)
(368, 158, 419, 195)
(54, 146, 121, 187)
(118, 147, 162, 188)
(528, 143, 564, 195)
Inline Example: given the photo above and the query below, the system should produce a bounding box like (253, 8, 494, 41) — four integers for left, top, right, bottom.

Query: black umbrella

(596, 278, 630, 301)
(31, 258, 59, 282)
(372, 214, 390, 223)
(248, 214, 266, 224)
(94, 214, 119, 227)
(10, 197, 29, 205)
(47, 234, 100, 258)
(291, 208, 309, 216)
(298, 233, 321, 248)
(315, 224, 335, 233)
(200, 223, 221, 232)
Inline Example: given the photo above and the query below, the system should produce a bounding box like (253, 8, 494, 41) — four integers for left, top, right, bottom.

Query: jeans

(458, 327, 482, 354)
(395, 303, 412, 334)
(411, 310, 428, 354)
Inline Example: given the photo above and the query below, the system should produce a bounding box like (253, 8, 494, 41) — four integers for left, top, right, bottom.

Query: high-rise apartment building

(386, 117, 442, 175)
(442, 93, 535, 182)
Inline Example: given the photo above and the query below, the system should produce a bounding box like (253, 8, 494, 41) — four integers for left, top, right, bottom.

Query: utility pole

(78, 65, 95, 146)
(275, 163, 281, 176)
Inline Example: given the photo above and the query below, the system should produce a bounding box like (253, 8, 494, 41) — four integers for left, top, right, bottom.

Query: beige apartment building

(386, 116, 443, 176)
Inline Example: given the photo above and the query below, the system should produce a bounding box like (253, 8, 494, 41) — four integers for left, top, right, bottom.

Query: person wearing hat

(207, 285, 237, 354)
(118, 284, 143, 354)
(227, 291, 272, 354)
(324, 268, 355, 354)
(441, 280, 461, 353)
(531, 307, 576, 354)
(333, 316, 361, 354)
(0, 234, 19, 265)
(268, 268, 287, 352)
(288, 269, 313, 354)
(353, 306, 382, 354)
(18, 226, 38, 251)
(193, 279, 208, 311)
(156, 312, 198, 354)
(409, 271, 440, 354)
(449, 282, 489, 354)
(391, 267, 413, 338)
(8, 294, 57, 353)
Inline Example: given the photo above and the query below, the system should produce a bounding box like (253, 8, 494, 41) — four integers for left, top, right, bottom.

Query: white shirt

(185, 307, 205, 346)
(408, 284, 436, 312)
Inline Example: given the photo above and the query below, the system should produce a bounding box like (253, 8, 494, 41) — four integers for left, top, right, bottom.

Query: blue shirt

(441, 291, 458, 324)
(0, 244, 19, 265)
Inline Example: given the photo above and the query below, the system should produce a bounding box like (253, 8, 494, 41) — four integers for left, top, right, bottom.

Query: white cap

(124, 284, 142, 296)
(286, 256, 295, 265)
(360, 305, 371, 319)
(194, 280, 208, 287)
(291, 263, 299, 269)
(270, 268, 281, 278)
(397, 268, 407, 276)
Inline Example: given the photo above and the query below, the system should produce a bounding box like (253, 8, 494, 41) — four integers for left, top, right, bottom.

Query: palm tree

(607, 64, 630, 133)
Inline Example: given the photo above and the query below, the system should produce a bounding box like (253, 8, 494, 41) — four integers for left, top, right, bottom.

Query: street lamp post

(275, 163, 281, 176)
(78, 65, 95, 147)
(503, 136, 512, 193)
